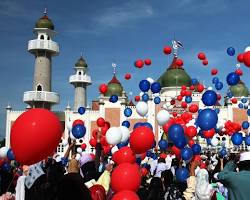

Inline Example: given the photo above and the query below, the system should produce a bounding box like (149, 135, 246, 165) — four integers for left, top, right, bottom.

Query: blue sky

(0, 0, 250, 138)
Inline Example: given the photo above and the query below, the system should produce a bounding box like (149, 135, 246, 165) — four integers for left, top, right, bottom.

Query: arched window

(79, 71, 81, 75)
(47, 36, 50, 40)
(40, 35, 44, 40)
(37, 85, 42, 91)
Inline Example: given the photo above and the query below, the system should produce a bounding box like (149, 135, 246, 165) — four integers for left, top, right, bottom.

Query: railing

(69, 75, 91, 83)
(28, 39, 59, 54)
(23, 91, 60, 104)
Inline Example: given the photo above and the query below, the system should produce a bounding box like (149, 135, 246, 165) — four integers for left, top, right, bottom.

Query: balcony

(69, 74, 92, 85)
(23, 91, 60, 105)
(28, 39, 59, 55)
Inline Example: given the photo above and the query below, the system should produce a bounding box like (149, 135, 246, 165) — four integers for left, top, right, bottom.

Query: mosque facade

(4, 12, 250, 156)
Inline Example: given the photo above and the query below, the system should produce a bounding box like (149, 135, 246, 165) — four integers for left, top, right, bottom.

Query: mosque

(4, 11, 250, 155)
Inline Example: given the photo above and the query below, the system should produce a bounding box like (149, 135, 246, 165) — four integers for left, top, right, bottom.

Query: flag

(172, 40, 183, 49)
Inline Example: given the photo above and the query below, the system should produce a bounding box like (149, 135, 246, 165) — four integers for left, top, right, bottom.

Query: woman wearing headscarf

(146, 177, 164, 200)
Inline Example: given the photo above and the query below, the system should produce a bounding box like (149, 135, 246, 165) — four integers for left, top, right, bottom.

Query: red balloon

(231, 98, 237, 104)
(101, 126, 109, 136)
(125, 73, 131, 80)
(198, 52, 206, 60)
(112, 147, 136, 165)
(163, 121, 173, 133)
(130, 127, 154, 154)
(189, 85, 195, 90)
(134, 95, 140, 102)
(203, 128, 215, 138)
(176, 59, 183, 67)
(181, 102, 187, 108)
(163, 46, 172, 55)
(243, 51, 250, 67)
(171, 145, 181, 159)
(181, 85, 187, 90)
(111, 163, 141, 192)
(217, 93, 221, 101)
(112, 190, 140, 200)
(92, 129, 99, 139)
(202, 60, 208, 66)
(103, 145, 111, 155)
(235, 68, 243, 76)
(188, 139, 195, 147)
(185, 90, 192, 96)
(170, 99, 176, 105)
(159, 153, 167, 159)
(81, 143, 87, 150)
(189, 104, 199, 113)
(89, 184, 106, 200)
(192, 155, 202, 163)
(97, 117, 105, 127)
(89, 138, 97, 147)
(237, 53, 244, 63)
(211, 68, 218, 75)
(197, 84, 204, 93)
(141, 167, 149, 177)
(180, 90, 186, 97)
(144, 58, 152, 65)
(200, 162, 207, 169)
(186, 126, 197, 138)
(10, 109, 62, 165)
(101, 137, 108, 146)
(73, 119, 84, 126)
(99, 84, 108, 94)
(172, 112, 177, 117)
(134, 60, 144, 68)
(177, 95, 183, 101)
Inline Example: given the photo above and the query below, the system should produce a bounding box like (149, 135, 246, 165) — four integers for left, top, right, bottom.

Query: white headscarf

(195, 169, 214, 200)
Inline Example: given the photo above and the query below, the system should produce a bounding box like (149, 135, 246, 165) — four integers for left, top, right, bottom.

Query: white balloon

(156, 110, 170, 125)
(147, 77, 154, 84)
(139, 92, 144, 97)
(61, 139, 68, 146)
(66, 120, 73, 131)
(245, 46, 250, 52)
(111, 146, 119, 154)
(120, 126, 130, 142)
(106, 127, 122, 145)
(207, 87, 213, 90)
(75, 153, 81, 161)
(211, 137, 219, 147)
(77, 147, 83, 154)
(136, 101, 148, 117)
(0, 147, 8, 158)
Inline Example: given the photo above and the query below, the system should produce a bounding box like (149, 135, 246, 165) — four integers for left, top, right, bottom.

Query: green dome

(230, 81, 249, 97)
(104, 75, 123, 97)
(75, 56, 88, 68)
(157, 57, 191, 87)
(35, 15, 54, 30)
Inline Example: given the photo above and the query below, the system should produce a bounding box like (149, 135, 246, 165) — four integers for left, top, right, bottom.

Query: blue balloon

(142, 93, 149, 102)
(214, 108, 220, 114)
(78, 107, 86, 115)
(226, 72, 240, 86)
(117, 141, 129, 149)
(227, 91, 233, 98)
(122, 120, 130, 128)
(124, 107, 132, 117)
(242, 121, 249, 129)
(192, 144, 201, 155)
(245, 135, 250, 146)
(241, 98, 248, 103)
(154, 96, 161, 104)
(61, 157, 68, 167)
(191, 78, 198, 85)
(244, 105, 249, 110)
(231, 132, 243, 145)
(72, 124, 86, 139)
(227, 47, 235, 56)
(109, 95, 118, 103)
(174, 137, 187, 149)
(152, 153, 158, 160)
(168, 124, 185, 142)
(247, 109, 250, 116)
(197, 109, 218, 130)
(146, 151, 152, 157)
(141, 122, 153, 130)
(2, 163, 11, 172)
(136, 157, 142, 165)
(185, 96, 192, 103)
(181, 147, 193, 161)
(219, 148, 227, 158)
(139, 80, 151, 92)
(7, 149, 15, 161)
(159, 139, 168, 150)
(151, 82, 161, 93)
(176, 167, 189, 182)
(134, 122, 143, 129)
(215, 82, 223, 90)
(202, 90, 217, 106)
(238, 103, 243, 109)
(212, 77, 219, 84)
(206, 138, 212, 145)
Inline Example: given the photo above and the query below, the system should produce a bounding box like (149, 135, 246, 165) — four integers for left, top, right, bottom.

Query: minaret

(69, 55, 92, 111)
(23, 9, 59, 109)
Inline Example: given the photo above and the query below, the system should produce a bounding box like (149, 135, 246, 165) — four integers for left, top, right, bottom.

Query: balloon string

(5, 173, 17, 193)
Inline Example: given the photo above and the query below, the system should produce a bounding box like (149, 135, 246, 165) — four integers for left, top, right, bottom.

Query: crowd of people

(0, 137, 250, 200)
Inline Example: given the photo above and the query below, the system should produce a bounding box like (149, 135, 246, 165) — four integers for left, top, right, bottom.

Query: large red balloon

(111, 163, 141, 192)
(89, 184, 106, 200)
(112, 190, 140, 200)
(163, 46, 172, 55)
(112, 147, 136, 165)
(186, 126, 197, 138)
(10, 109, 62, 165)
(243, 51, 250, 67)
(99, 84, 108, 94)
(130, 127, 154, 154)
(198, 52, 206, 60)
(97, 117, 105, 127)
(237, 53, 244, 63)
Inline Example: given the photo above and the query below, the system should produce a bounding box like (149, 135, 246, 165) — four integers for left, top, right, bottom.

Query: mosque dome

(230, 81, 249, 97)
(75, 56, 88, 68)
(35, 13, 54, 30)
(157, 57, 191, 87)
(105, 75, 124, 97)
